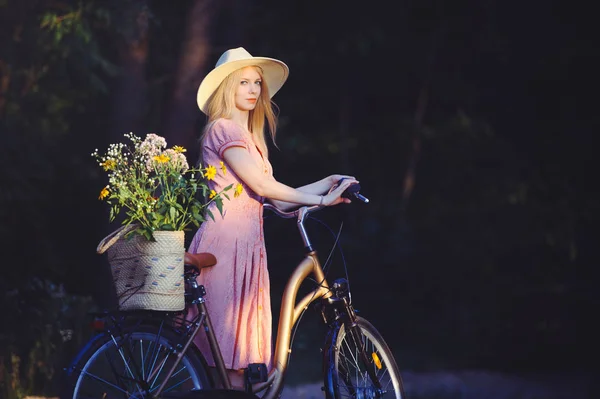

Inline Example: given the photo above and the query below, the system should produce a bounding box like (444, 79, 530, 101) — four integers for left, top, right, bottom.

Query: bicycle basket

(97, 224, 186, 311)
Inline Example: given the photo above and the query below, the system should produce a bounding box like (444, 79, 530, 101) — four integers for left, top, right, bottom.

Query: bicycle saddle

(184, 252, 217, 269)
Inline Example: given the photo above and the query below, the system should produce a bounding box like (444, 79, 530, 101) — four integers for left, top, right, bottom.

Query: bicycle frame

(151, 204, 376, 398)
(258, 250, 332, 397)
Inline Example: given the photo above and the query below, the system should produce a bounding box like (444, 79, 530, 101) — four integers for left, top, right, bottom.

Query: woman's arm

(268, 174, 356, 210)
(223, 147, 357, 209)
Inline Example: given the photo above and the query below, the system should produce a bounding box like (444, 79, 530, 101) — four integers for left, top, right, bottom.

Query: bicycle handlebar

(263, 181, 368, 249)
(263, 203, 320, 218)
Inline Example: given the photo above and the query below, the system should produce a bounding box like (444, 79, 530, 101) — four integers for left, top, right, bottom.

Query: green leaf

(216, 197, 223, 216)
(141, 229, 153, 241)
(206, 209, 215, 222)
(193, 213, 205, 223)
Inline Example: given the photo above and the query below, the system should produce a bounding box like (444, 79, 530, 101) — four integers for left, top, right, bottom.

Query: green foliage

(0, 0, 119, 290)
(0, 5, 129, 394)
(1, 1, 115, 131)
(0, 278, 96, 398)
(41, 6, 88, 44)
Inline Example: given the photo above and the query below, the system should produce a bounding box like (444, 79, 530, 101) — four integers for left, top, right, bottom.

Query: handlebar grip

(337, 179, 370, 203)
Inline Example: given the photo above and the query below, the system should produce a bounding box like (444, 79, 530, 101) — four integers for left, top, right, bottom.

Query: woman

(188, 47, 358, 389)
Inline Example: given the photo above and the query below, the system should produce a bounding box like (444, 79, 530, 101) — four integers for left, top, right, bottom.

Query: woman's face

(235, 66, 262, 112)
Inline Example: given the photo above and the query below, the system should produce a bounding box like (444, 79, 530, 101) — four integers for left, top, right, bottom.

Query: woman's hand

(321, 177, 359, 206)
(327, 174, 356, 186)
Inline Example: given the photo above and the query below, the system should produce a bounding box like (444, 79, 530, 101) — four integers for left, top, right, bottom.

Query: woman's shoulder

(205, 118, 245, 139)
(209, 118, 239, 132)
(204, 118, 248, 147)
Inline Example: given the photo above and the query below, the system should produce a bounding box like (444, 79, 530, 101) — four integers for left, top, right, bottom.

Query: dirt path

(280, 370, 592, 399)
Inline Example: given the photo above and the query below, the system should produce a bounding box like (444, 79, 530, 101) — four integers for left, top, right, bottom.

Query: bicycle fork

(321, 278, 384, 397)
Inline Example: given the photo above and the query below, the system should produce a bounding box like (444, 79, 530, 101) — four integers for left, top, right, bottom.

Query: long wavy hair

(199, 66, 279, 163)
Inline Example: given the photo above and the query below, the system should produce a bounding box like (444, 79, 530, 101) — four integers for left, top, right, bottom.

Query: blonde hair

(199, 66, 279, 161)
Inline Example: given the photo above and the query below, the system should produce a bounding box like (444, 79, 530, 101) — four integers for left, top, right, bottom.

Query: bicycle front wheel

(62, 323, 212, 398)
(323, 316, 405, 399)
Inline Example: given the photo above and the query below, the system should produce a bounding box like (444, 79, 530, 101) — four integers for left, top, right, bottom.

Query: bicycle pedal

(160, 389, 260, 398)
(244, 362, 268, 384)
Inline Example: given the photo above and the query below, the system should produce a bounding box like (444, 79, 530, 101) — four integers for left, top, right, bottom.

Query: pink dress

(187, 118, 273, 371)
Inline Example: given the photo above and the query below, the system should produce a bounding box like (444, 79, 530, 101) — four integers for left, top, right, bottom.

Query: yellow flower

(153, 154, 170, 163)
(172, 145, 186, 153)
(98, 186, 110, 200)
(100, 159, 116, 171)
(234, 183, 243, 198)
(205, 165, 217, 180)
(220, 161, 227, 175)
(209, 189, 217, 199)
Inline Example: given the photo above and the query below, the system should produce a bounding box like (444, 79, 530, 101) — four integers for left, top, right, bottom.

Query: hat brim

(197, 57, 289, 114)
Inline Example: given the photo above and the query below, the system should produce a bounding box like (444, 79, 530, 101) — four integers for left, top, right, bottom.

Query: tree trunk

(399, 1, 447, 216)
(109, 0, 150, 141)
(161, 0, 221, 163)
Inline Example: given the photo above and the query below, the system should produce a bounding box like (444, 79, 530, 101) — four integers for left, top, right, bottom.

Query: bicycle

(61, 182, 405, 399)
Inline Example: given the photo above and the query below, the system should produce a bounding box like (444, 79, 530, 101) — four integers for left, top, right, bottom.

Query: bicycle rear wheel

(62, 323, 212, 398)
(323, 316, 405, 399)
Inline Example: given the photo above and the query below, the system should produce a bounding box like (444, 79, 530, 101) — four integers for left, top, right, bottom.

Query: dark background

(1, 0, 598, 396)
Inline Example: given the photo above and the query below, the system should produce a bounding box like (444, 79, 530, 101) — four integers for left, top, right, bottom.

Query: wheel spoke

(151, 375, 192, 394)
(77, 368, 129, 395)
(342, 338, 360, 370)
(140, 339, 146, 380)
(111, 335, 145, 395)
(149, 350, 171, 389)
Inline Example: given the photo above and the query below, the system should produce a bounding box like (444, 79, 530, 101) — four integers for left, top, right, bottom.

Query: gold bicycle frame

(254, 250, 333, 398)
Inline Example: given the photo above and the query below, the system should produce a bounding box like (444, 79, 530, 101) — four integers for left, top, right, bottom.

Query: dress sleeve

(204, 119, 248, 158)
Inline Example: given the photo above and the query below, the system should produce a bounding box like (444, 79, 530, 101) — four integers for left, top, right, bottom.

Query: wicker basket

(97, 225, 185, 311)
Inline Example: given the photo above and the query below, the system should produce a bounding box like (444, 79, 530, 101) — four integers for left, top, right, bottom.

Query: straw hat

(196, 47, 289, 114)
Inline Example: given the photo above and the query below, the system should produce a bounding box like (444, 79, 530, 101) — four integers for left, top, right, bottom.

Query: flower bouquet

(92, 132, 232, 311)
